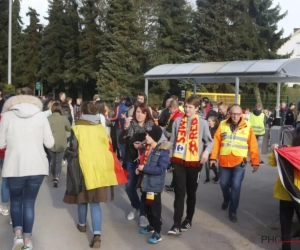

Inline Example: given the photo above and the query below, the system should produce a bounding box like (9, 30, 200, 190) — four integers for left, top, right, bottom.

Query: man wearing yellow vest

(210, 104, 260, 223)
(249, 103, 266, 165)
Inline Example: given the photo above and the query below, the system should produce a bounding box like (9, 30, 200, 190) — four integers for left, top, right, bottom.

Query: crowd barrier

(264, 126, 294, 154)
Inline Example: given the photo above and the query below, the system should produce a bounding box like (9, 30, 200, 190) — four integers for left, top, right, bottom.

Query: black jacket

(158, 108, 171, 127)
(285, 109, 295, 126)
(119, 128, 145, 163)
(209, 126, 217, 138)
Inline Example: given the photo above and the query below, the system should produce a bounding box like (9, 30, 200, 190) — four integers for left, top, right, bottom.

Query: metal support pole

(193, 80, 196, 94)
(276, 82, 281, 118)
(8, 0, 12, 84)
(145, 79, 149, 102)
(235, 77, 239, 104)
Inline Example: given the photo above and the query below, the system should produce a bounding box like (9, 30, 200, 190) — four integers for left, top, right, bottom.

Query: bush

(293, 84, 300, 89)
(0, 83, 16, 94)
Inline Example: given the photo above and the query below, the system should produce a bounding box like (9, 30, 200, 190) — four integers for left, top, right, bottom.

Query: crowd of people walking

(0, 88, 299, 250)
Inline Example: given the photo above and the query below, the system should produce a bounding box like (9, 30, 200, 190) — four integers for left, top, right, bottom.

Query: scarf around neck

(127, 119, 155, 138)
(172, 114, 200, 166)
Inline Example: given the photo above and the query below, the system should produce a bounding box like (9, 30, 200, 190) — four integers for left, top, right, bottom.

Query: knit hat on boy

(146, 125, 163, 142)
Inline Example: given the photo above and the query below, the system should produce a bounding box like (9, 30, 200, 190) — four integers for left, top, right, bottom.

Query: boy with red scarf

(167, 95, 214, 235)
(136, 125, 170, 244)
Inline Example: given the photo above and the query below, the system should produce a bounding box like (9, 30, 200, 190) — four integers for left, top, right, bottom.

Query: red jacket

(0, 115, 5, 159)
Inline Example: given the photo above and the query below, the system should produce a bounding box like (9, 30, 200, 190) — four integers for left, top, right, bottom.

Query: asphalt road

(0, 155, 299, 250)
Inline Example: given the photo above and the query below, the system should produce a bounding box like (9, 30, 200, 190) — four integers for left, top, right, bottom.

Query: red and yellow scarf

(139, 144, 152, 165)
(171, 115, 200, 167)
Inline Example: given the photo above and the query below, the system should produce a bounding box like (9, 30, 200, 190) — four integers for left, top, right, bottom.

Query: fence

(240, 95, 290, 110)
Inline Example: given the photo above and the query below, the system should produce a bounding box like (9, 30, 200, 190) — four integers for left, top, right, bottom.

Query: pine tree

(77, 0, 103, 96)
(14, 8, 43, 88)
(156, 0, 190, 64)
(97, 0, 142, 102)
(11, 0, 24, 85)
(187, 0, 249, 63)
(131, 0, 160, 73)
(182, 0, 248, 92)
(247, 0, 290, 103)
(249, 0, 289, 59)
(61, 0, 81, 86)
(0, 0, 9, 83)
(38, 0, 67, 92)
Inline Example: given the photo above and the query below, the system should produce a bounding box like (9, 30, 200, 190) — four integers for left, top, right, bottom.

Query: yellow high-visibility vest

(249, 113, 265, 135)
(220, 120, 251, 157)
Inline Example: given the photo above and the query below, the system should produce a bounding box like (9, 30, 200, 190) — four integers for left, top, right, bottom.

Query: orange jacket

(210, 117, 260, 167)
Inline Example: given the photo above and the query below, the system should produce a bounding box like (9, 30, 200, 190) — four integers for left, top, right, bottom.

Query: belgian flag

(275, 147, 300, 214)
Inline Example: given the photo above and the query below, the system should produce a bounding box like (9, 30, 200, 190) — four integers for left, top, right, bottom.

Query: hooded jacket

(0, 95, 54, 177)
(48, 112, 72, 152)
(142, 134, 171, 193)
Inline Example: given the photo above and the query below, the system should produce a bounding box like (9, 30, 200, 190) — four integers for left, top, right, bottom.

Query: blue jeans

(8, 175, 44, 237)
(219, 164, 245, 215)
(0, 158, 10, 205)
(125, 161, 145, 216)
(116, 128, 126, 161)
(256, 135, 263, 162)
(78, 203, 102, 235)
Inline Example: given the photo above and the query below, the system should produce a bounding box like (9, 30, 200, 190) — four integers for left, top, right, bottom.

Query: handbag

(65, 146, 85, 195)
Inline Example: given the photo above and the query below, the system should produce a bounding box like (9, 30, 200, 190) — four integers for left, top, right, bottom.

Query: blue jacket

(142, 141, 171, 193)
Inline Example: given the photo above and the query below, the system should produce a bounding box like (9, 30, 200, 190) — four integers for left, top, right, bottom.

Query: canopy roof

(144, 59, 300, 83)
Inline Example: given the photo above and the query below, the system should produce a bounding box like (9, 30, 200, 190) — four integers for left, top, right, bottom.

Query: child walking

(204, 116, 219, 184)
(136, 125, 170, 244)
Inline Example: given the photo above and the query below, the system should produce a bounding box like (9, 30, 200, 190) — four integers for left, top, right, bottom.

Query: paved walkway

(0, 156, 299, 250)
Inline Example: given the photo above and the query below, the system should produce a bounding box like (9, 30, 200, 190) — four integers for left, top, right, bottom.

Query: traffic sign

(36, 81, 41, 91)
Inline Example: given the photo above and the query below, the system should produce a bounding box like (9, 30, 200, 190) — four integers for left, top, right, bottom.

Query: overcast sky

(20, 0, 299, 36)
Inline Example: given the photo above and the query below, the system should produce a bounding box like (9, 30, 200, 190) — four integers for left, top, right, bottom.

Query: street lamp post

(8, 0, 12, 85)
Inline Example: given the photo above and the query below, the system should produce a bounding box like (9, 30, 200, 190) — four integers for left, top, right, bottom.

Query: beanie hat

(146, 125, 163, 143)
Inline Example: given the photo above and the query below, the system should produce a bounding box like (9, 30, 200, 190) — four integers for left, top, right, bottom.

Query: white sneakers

(12, 236, 23, 250)
(12, 236, 33, 250)
(21, 242, 33, 250)
(127, 209, 139, 220)
(127, 210, 149, 227)
(0, 205, 9, 216)
(139, 215, 148, 228)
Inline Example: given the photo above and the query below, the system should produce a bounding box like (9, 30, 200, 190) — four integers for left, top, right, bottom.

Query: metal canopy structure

(144, 58, 300, 105)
